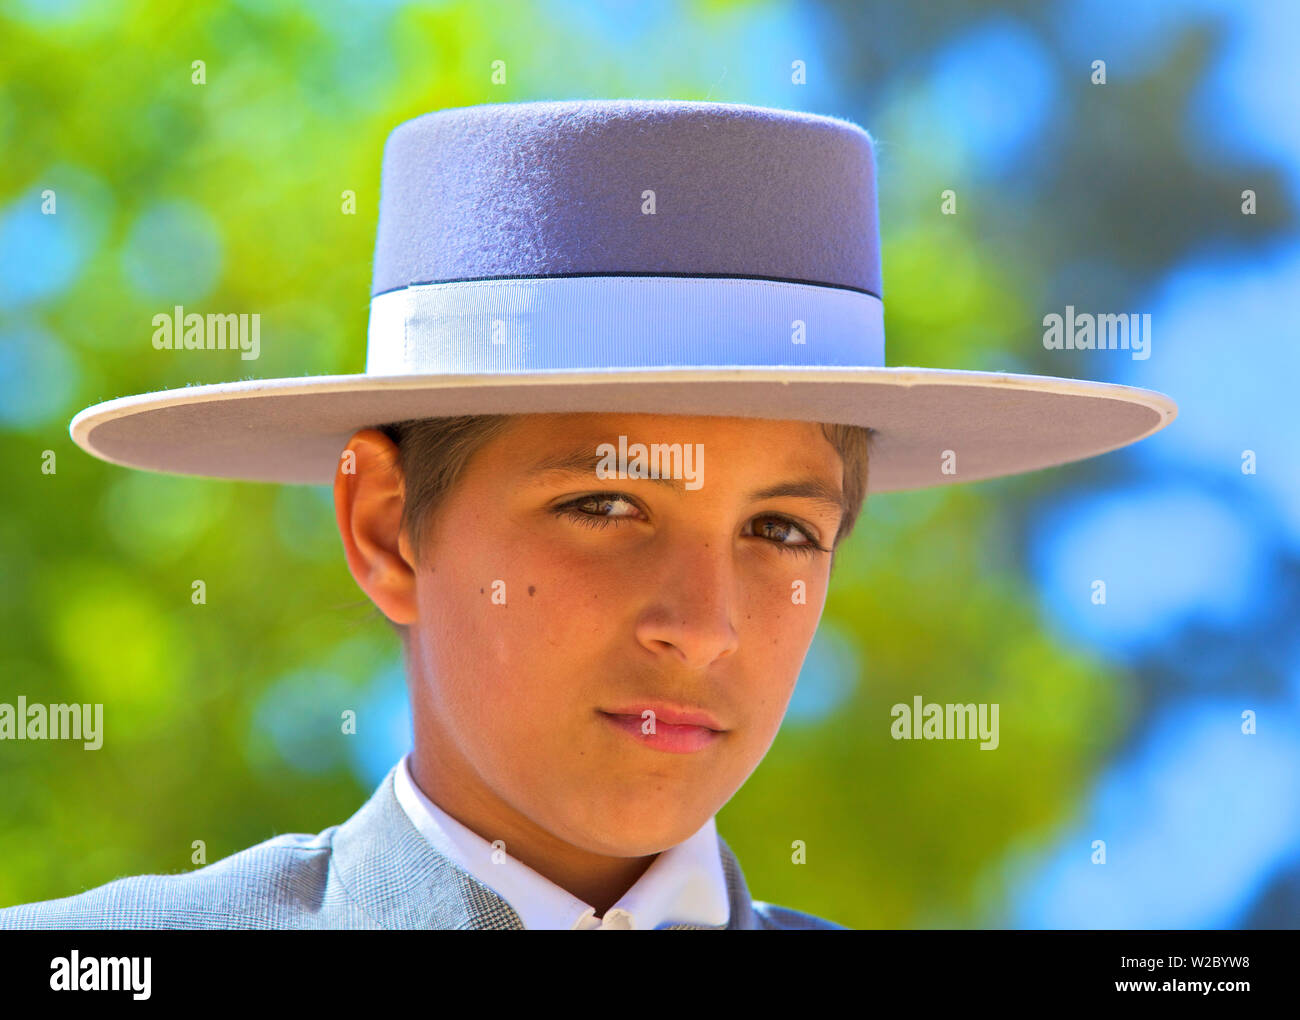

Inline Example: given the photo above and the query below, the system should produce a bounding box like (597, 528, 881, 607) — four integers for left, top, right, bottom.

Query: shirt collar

(393, 751, 731, 930)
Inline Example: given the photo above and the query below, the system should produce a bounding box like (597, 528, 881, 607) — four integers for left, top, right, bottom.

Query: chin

(574, 827, 698, 858)
(554, 795, 714, 857)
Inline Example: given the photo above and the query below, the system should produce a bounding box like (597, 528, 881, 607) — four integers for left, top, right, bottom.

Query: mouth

(597, 708, 726, 754)
(600, 703, 726, 731)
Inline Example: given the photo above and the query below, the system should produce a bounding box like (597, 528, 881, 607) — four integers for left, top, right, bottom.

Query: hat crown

(371, 99, 881, 297)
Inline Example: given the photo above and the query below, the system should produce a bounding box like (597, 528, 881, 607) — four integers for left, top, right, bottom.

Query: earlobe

(333, 430, 419, 625)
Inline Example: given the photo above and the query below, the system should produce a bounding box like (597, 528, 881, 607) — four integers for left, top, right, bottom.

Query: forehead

(495, 413, 836, 461)
(502, 411, 830, 441)
(478, 413, 845, 503)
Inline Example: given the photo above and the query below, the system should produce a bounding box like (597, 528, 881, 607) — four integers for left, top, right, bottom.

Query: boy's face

(348, 413, 846, 857)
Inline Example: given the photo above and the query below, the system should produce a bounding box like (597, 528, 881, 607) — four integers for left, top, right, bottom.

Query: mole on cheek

(528, 585, 536, 596)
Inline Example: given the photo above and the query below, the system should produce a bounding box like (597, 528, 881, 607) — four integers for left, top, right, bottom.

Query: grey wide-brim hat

(70, 98, 1176, 491)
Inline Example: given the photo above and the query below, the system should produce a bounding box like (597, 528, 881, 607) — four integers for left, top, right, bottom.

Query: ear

(333, 429, 418, 625)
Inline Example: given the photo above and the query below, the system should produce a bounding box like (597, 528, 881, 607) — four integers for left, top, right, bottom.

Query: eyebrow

(524, 448, 846, 519)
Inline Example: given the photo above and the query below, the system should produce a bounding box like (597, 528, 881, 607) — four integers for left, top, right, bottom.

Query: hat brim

(68, 367, 1176, 492)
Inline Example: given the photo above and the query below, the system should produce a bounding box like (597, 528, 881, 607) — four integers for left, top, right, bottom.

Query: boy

(0, 99, 1174, 929)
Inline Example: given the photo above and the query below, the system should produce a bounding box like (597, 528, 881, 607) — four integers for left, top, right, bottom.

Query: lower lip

(599, 712, 724, 753)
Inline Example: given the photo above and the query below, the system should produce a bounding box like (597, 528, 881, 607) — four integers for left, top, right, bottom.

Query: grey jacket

(0, 763, 845, 929)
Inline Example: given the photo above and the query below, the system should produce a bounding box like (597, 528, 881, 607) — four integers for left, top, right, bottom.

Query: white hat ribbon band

(364, 275, 884, 375)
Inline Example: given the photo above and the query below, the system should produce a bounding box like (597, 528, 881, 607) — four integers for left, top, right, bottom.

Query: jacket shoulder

(0, 828, 354, 929)
(751, 900, 849, 930)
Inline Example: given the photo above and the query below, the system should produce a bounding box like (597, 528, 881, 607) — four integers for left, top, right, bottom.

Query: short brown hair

(371, 415, 872, 632)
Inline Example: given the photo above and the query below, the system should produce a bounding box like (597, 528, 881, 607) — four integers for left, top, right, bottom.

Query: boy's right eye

(554, 493, 644, 529)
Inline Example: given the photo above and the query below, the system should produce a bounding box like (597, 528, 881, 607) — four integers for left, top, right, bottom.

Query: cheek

(413, 545, 587, 730)
(747, 571, 827, 704)
(753, 564, 826, 641)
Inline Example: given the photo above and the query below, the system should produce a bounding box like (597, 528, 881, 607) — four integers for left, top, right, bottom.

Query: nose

(633, 540, 741, 669)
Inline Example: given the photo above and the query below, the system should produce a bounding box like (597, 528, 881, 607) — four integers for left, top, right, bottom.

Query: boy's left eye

(553, 493, 827, 557)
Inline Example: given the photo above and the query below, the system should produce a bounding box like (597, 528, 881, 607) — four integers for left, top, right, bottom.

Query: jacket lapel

(716, 834, 759, 929)
(330, 764, 758, 929)
(330, 764, 526, 929)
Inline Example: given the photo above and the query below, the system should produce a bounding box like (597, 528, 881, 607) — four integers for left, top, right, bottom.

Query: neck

(406, 744, 658, 917)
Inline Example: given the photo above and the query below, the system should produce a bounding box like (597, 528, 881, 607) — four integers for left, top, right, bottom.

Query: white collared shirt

(392, 751, 731, 930)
